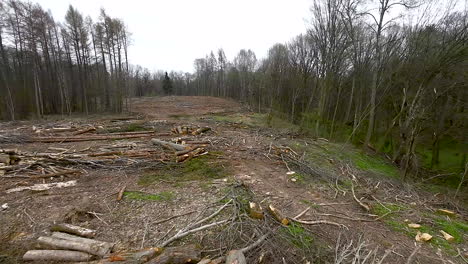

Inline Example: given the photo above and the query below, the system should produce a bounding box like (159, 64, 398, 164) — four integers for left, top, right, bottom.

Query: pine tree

(162, 72, 173, 95)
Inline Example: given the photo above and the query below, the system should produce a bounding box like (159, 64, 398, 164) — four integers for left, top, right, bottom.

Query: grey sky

(33, 0, 313, 73)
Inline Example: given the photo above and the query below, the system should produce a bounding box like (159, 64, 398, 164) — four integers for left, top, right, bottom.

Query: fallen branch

(117, 185, 127, 201)
(351, 182, 370, 212)
(6, 180, 77, 193)
(160, 220, 230, 248)
(292, 219, 347, 229)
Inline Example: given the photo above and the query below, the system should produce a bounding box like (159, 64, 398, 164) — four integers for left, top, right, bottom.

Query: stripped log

(37, 236, 110, 256)
(51, 232, 115, 253)
(151, 139, 186, 151)
(146, 245, 200, 264)
(23, 250, 93, 262)
(50, 223, 96, 238)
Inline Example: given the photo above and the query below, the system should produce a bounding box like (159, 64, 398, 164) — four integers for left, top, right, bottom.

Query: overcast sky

(33, 0, 313, 73)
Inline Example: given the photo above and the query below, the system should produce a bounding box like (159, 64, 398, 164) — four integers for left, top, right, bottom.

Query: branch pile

(0, 145, 166, 180)
(269, 145, 334, 181)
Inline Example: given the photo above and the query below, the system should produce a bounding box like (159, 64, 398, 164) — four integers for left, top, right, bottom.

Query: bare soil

(0, 96, 466, 264)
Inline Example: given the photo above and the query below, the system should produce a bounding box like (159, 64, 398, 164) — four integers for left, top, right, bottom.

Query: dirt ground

(0, 96, 466, 264)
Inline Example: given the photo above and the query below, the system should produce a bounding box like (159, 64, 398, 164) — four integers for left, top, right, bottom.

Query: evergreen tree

(162, 72, 173, 95)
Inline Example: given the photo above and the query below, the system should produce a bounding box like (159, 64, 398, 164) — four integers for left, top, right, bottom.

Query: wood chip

(415, 232, 432, 242)
(439, 230, 455, 242)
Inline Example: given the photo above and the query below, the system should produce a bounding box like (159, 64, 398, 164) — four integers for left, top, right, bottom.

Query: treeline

(182, 0, 467, 175)
(0, 0, 131, 119)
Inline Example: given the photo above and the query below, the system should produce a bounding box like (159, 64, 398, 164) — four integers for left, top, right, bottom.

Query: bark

(146, 245, 200, 264)
(50, 223, 96, 238)
(23, 250, 93, 262)
(37, 236, 110, 256)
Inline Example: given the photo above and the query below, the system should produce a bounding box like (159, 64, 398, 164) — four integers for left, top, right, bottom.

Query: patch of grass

(350, 151, 399, 178)
(371, 202, 407, 217)
(123, 191, 174, 201)
(283, 223, 314, 249)
(138, 154, 228, 186)
(382, 210, 467, 254)
(211, 112, 299, 132)
(103, 122, 149, 133)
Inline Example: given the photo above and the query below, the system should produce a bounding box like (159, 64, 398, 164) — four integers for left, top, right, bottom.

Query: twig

(241, 233, 269, 253)
(160, 219, 229, 247)
(153, 211, 196, 226)
(351, 181, 370, 211)
(292, 218, 347, 229)
(185, 199, 232, 231)
(293, 207, 311, 220)
(405, 245, 420, 264)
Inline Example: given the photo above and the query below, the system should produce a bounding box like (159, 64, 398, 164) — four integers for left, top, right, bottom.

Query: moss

(139, 154, 228, 186)
(123, 191, 174, 201)
(283, 223, 314, 249)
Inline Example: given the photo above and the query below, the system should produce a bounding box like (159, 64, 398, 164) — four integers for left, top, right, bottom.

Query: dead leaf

(408, 223, 421, 229)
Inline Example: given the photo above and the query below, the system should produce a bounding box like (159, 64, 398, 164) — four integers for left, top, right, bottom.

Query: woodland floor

(0, 96, 467, 264)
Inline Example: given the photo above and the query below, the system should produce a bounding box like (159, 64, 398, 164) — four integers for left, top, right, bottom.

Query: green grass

(123, 191, 174, 201)
(377, 205, 468, 254)
(138, 154, 228, 186)
(211, 112, 299, 132)
(372, 202, 407, 217)
(101, 122, 149, 133)
(283, 222, 314, 249)
(349, 151, 399, 178)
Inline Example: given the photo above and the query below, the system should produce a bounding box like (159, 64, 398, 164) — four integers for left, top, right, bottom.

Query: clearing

(0, 96, 467, 264)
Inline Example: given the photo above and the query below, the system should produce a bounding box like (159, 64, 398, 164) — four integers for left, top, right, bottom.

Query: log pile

(23, 224, 115, 262)
(171, 126, 211, 136)
(151, 139, 209, 163)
